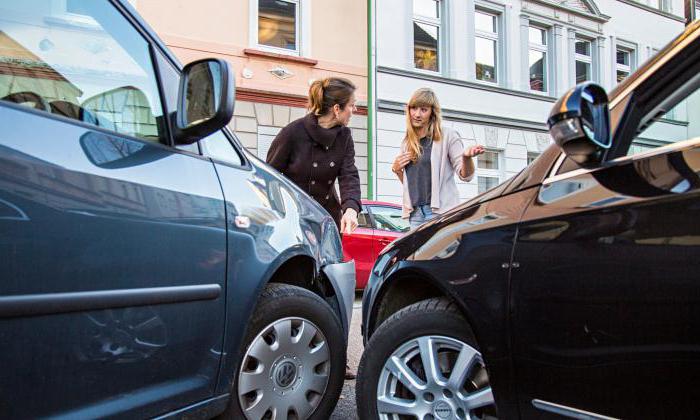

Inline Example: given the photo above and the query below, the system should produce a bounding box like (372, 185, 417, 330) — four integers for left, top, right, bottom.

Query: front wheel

(357, 298, 497, 420)
(223, 283, 346, 420)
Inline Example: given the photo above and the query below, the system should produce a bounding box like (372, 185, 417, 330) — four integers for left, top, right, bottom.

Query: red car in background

(343, 200, 410, 289)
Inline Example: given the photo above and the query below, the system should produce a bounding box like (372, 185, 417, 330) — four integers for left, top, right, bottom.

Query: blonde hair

(405, 88, 443, 161)
(308, 77, 356, 116)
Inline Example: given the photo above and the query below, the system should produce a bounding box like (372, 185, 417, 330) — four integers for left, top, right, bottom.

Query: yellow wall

(134, 0, 367, 101)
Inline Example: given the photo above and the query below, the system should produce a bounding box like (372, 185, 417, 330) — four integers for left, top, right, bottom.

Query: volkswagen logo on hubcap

(275, 361, 297, 388)
(433, 400, 453, 419)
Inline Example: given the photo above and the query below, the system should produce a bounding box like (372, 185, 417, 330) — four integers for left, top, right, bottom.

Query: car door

(0, 2, 225, 417)
(343, 207, 375, 289)
(511, 46, 700, 418)
(369, 204, 410, 258)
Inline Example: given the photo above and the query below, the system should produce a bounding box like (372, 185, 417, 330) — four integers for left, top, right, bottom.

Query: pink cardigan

(400, 127, 472, 218)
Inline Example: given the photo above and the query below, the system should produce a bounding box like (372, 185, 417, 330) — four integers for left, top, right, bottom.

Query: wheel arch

(261, 252, 342, 323)
(367, 267, 476, 342)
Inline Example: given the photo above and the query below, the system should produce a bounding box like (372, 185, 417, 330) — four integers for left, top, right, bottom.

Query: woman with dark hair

(267, 77, 362, 234)
(267, 77, 362, 379)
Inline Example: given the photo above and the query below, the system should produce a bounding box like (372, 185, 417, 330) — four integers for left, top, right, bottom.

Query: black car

(0, 1, 354, 419)
(358, 20, 700, 420)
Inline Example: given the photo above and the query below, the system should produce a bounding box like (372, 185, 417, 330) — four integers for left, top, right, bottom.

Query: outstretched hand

(464, 145, 486, 158)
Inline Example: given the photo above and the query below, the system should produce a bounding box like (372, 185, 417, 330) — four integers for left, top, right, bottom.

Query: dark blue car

(0, 1, 355, 419)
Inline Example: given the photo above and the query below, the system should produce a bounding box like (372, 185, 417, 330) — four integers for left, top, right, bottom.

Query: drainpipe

(366, 0, 375, 199)
(685, 0, 696, 25)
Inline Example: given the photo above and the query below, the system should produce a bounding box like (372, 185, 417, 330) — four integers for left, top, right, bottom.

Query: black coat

(266, 113, 362, 228)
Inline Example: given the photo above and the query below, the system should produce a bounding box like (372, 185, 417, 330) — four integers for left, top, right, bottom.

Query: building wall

(134, 0, 370, 195)
(373, 0, 687, 205)
(231, 101, 369, 197)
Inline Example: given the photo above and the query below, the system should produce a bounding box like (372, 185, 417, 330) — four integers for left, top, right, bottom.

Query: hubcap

(238, 317, 331, 420)
(376, 335, 496, 420)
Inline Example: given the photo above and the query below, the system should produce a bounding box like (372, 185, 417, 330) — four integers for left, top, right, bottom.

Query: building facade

(134, 0, 371, 197)
(371, 0, 691, 205)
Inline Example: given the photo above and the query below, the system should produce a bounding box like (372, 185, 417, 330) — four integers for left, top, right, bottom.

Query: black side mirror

(547, 82, 611, 168)
(175, 58, 235, 144)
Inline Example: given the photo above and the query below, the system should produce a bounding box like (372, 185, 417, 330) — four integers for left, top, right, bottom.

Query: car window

(153, 49, 199, 153)
(624, 83, 700, 157)
(201, 130, 244, 166)
(554, 83, 700, 175)
(0, 1, 165, 143)
(371, 205, 410, 233)
(358, 210, 372, 229)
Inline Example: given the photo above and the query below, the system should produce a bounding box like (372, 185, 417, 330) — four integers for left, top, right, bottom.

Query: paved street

(331, 296, 363, 419)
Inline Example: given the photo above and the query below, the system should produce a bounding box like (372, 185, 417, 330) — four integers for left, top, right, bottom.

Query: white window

(476, 149, 501, 193)
(477, 150, 500, 170)
(658, 0, 671, 12)
(413, 0, 441, 72)
(255, 0, 300, 55)
(478, 176, 500, 193)
(616, 47, 635, 84)
(475, 10, 500, 84)
(575, 37, 593, 84)
(528, 26, 548, 93)
(527, 152, 540, 165)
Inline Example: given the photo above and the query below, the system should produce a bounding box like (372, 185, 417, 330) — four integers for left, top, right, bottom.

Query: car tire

(356, 298, 497, 420)
(221, 283, 346, 420)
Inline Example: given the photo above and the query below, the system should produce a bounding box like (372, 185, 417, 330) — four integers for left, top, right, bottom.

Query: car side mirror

(175, 58, 235, 144)
(547, 82, 611, 168)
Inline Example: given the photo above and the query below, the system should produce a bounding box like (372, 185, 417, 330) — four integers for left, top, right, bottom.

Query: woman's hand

(459, 144, 485, 180)
(463, 145, 486, 158)
(340, 208, 359, 234)
(392, 152, 412, 174)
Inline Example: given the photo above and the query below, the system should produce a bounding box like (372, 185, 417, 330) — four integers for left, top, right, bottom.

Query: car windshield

(372, 206, 410, 233)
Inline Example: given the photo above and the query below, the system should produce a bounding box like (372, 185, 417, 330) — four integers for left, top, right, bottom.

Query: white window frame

(475, 149, 503, 193)
(615, 41, 636, 85)
(527, 152, 540, 165)
(412, 0, 444, 74)
(474, 8, 502, 85)
(250, 0, 309, 57)
(528, 24, 550, 95)
(574, 36, 594, 84)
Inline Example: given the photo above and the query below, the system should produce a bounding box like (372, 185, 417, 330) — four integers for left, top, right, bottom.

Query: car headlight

(372, 248, 398, 277)
(320, 218, 343, 265)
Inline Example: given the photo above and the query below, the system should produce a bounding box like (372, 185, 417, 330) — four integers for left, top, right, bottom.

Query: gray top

(405, 137, 432, 207)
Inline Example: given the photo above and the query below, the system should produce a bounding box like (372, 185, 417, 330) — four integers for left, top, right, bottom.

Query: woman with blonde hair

(391, 88, 485, 229)
(267, 77, 361, 235)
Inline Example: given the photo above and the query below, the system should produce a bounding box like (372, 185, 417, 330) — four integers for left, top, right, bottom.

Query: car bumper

(322, 260, 356, 337)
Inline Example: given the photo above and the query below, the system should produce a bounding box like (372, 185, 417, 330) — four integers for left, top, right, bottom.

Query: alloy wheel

(376, 335, 496, 420)
(238, 317, 331, 420)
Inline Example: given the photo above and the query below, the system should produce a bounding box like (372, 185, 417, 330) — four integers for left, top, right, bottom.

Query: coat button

(330, 162, 335, 167)
(325, 146, 329, 150)
(311, 180, 315, 185)
(327, 180, 332, 185)
(312, 162, 318, 167)
(325, 195, 330, 200)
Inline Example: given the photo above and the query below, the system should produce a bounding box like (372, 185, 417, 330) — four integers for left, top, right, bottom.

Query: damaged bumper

(321, 260, 356, 336)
